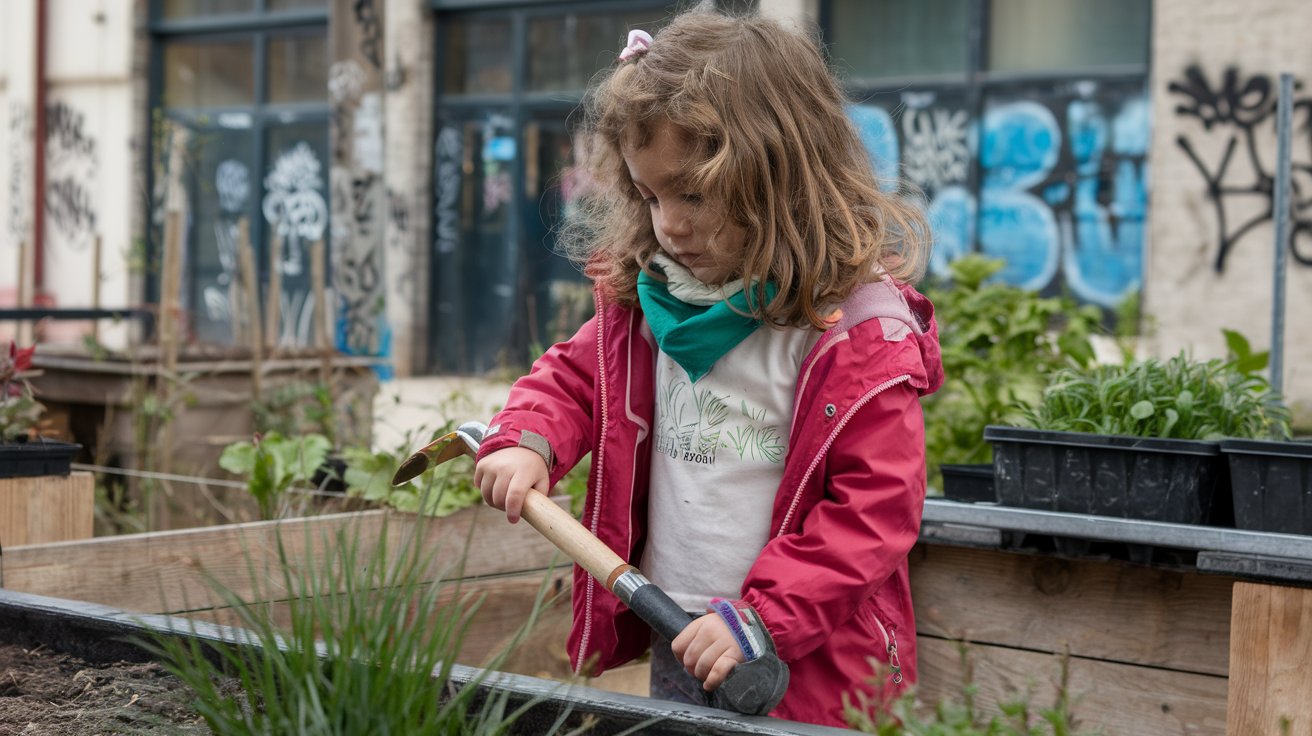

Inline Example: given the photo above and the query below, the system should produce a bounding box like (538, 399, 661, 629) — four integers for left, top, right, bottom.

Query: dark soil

(0, 643, 209, 735)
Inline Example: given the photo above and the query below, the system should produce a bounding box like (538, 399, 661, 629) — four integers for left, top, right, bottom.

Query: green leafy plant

(253, 380, 338, 445)
(1020, 353, 1290, 441)
(846, 644, 1101, 736)
(220, 432, 332, 519)
(922, 256, 1102, 488)
(144, 512, 582, 734)
(0, 341, 44, 442)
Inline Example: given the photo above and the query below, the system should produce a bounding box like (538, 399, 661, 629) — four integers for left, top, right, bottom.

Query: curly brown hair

(558, 7, 930, 329)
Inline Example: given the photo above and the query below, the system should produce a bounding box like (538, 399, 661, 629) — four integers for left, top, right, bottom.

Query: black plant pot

(1221, 439, 1312, 535)
(984, 426, 1223, 525)
(0, 438, 82, 479)
(941, 463, 996, 503)
(310, 455, 349, 495)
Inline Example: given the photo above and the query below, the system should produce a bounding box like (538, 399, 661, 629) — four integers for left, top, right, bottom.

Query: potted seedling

(922, 256, 1101, 502)
(1213, 331, 1312, 534)
(0, 341, 81, 479)
(984, 348, 1289, 526)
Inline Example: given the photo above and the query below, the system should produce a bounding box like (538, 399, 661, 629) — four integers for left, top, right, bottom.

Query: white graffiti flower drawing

(262, 142, 328, 275)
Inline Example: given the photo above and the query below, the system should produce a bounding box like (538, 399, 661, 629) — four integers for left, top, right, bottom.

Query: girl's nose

(657, 203, 693, 238)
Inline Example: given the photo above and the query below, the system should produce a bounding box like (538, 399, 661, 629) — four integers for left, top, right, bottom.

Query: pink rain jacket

(477, 277, 943, 726)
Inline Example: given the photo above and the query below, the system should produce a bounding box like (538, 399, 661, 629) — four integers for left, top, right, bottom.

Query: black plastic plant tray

(984, 426, 1223, 525)
(0, 439, 81, 479)
(940, 463, 996, 503)
(1221, 439, 1312, 535)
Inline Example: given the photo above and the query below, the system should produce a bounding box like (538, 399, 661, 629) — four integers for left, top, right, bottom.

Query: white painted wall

(0, 0, 37, 341)
(0, 0, 136, 348)
(1147, 0, 1312, 420)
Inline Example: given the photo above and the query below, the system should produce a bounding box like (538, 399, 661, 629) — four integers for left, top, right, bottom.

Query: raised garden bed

(0, 588, 847, 736)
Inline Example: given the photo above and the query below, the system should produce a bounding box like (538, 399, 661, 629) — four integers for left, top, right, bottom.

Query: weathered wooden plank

(1227, 582, 1312, 735)
(186, 568, 575, 674)
(915, 636, 1228, 736)
(909, 543, 1235, 676)
(1, 500, 570, 615)
(0, 471, 94, 547)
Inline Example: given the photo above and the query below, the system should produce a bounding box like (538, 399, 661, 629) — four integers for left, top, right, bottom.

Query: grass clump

(143, 489, 580, 735)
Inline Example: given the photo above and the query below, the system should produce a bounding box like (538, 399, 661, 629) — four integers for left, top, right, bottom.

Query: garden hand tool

(392, 421, 790, 716)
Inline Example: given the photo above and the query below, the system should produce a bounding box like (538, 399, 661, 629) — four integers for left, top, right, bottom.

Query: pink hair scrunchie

(618, 29, 653, 62)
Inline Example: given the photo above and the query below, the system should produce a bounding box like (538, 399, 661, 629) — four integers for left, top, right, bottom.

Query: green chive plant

(1019, 352, 1290, 441)
(143, 490, 592, 735)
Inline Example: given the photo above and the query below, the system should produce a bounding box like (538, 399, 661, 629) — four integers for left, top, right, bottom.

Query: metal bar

(1197, 551, 1312, 584)
(922, 499, 1312, 560)
(1271, 73, 1293, 395)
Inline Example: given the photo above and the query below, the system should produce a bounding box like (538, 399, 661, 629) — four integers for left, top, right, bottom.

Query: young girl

(473, 7, 942, 727)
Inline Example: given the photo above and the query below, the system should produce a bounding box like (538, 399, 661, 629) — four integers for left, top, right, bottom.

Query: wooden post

(265, 232, 283, 353)
(0, 472, 95, 547)
(238, 218, 263, 403)
(1227, 581, 1312, 734)
(311, 238, 331, 388)
(16, 240, 34, 347)
(91, 234, 103, 344)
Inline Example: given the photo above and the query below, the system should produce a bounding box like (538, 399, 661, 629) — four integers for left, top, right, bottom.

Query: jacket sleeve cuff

(517, 430, 555, 470)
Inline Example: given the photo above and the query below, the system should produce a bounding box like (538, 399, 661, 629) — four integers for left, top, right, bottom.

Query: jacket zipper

(776, 374, 912, 535)
(869, 609, 903, 685)
(576, 295, 609, 673)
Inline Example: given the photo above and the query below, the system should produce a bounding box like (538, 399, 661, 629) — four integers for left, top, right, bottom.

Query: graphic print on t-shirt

(654, 377, 785, 467)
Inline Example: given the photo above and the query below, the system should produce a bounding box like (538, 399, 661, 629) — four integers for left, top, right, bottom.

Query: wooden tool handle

(521, 491, 626, 589)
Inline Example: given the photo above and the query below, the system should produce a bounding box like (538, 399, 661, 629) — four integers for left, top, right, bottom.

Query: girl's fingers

(702, 655, 738, 692)
(693, 639, 733, 682)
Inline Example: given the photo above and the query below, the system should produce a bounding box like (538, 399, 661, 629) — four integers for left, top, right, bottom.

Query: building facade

(0, 0, 1309, 417)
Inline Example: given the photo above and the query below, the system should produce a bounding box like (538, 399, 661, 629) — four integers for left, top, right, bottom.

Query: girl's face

(623, 122, 746, 285)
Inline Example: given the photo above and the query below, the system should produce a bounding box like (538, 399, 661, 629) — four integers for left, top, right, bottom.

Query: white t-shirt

(640, 324, 821, 612)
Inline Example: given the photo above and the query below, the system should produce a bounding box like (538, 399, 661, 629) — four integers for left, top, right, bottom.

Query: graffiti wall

(850, 79, 1149, 309)
(1149, 0, 1312, 416)
(330, 0, 391, 371)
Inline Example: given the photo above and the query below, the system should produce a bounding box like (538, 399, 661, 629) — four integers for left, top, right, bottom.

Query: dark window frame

(426, 0, 673, 372)
(146, 0, 330, 328)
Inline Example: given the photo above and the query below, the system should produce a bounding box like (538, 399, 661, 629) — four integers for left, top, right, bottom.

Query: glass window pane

(827, 0, 969, 80)
(267, 0, 327, 10)
(176, 124, 254, 344)
(162, 0, 254, 18)
(988, 0, 1150, 72)
(268, 34, 328, 103)
(527, 10, 667, 93)
(443, 18, 513, 95)
(163, 40, 256, 108)
(526, 117, 594, 344)
(263, 124, 331, 347)
(431, 112, 517, 372)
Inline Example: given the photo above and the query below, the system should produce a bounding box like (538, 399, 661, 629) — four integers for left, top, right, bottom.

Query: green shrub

(922, 256, 1101, 488)
(220, 432, 332, 520)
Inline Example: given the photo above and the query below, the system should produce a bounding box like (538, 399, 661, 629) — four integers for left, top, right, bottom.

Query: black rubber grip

(628, 583, 695, 641)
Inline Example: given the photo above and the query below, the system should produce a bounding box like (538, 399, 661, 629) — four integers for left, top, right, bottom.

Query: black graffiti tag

(1169, 64, 1312, 270)
(353, 0, 382, 70)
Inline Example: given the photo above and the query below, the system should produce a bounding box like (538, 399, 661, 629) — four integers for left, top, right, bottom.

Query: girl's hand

(671, 612, 747, 692)
(474, 447, 550, 524)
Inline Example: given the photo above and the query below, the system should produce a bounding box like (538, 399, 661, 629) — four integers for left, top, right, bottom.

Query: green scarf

(636, 263, 776, 383)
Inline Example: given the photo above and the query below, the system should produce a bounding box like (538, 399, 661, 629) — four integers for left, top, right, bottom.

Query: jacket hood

(820, 278, 944, 397)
